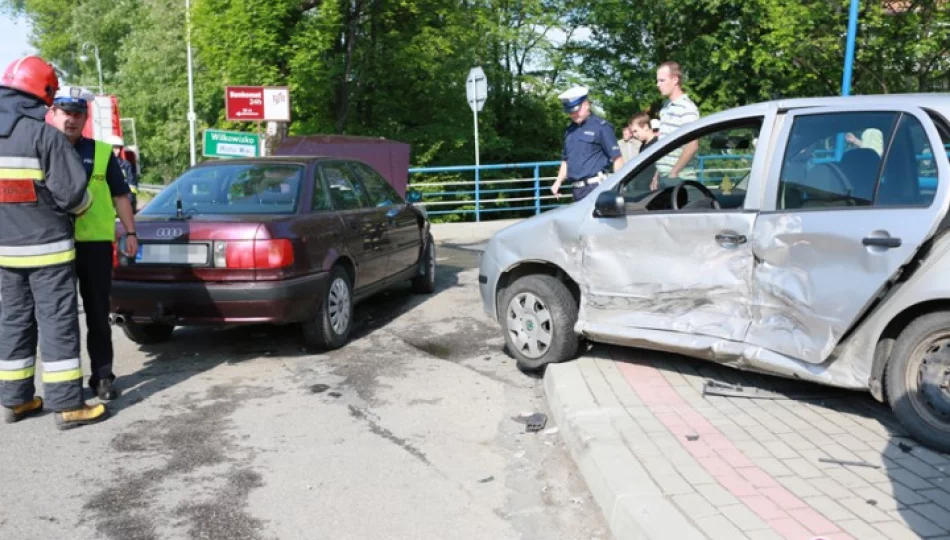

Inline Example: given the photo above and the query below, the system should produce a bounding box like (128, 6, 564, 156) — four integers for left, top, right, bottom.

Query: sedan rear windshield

(140, 163, 304, 216)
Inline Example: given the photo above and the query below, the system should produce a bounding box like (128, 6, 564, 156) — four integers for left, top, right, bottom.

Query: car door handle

(863, 236, 901, 248)
(715, 233, 747, 246)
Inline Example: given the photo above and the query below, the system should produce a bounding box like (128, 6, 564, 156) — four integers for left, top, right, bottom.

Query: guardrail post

(475, 165, 481, 222)
(534, 165, 541, 215)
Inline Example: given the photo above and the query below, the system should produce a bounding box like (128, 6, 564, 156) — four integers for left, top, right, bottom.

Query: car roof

(700, 94, 950, 124)
(190, 155, 356, 167)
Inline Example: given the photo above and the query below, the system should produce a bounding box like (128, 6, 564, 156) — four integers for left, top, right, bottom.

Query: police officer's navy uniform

(558, 87, 622, 201)
(72, 135, 130, 394)
(0, 85, 92, 414)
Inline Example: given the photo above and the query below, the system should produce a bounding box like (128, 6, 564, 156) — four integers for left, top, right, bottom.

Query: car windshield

(140, 163, 304, 216)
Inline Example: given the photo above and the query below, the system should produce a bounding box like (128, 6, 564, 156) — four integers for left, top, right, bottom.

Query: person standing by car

(550, 86, 624, 202)
(628, 112, 660, 192)
(618, 124, 641, 162)
(0, 56, 110, 429)
(48, 86, 138, 401)
(107, 135, 139, 212)
(652, 61, 701, 190)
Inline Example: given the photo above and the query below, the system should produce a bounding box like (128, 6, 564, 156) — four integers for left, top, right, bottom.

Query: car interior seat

(838, 148, 881, 204)
(800, 162, 853, 207)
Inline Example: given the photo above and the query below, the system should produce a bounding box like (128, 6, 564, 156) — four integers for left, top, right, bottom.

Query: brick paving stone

(838, 518, 891, 540)
(890, 508, 946, 537)
(920, 488, 950, 511)
(598, 361, 645, 408)
(913, 503, 950, 530)
(810, 477, 854, 499)
(895, 456, 945, 479)
(782, 458, 824, 479)
(823, 466, 872, 489)
(832, 433, 872, 453)
(912, 447, 950, 468)
(696, 483, 741, 508)
(798, 428, 835, 448)
(766, 517, 813, 540)
(776, 476, 822, 498)
(743, 425, 778, 442)
(787, 506, 840, 535)
(752, 457, 793, 478)
(672, 493, 719, 520)
(737, 467, 779, 489)
(762, 440, 797, 460)
(653, 472, 694, 496)
(717, 448, 755, 469)
(873, 521, 935, 540)
(694, 515, 749, 540)
(738, 495, 788, 521)
(744, 530, 784, 540)
(758, 486, 809, 510)
(675, 463, 717, 486)
(849, 464, 892, 484)
(887, 464, 936, 491)
(639, 456, 678, 478)
(733, 440, 771, 459)
(851, 485, 905, 512)
(777, 433, 816, 452)
(803, 496, 857, 522)
(839, 497, 895, 523)
(720, 503, 770, 532)
(815, 444, 863, 466)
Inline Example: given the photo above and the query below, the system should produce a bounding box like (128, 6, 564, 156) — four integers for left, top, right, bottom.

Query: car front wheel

(411, 233, 436, 294)
(122, 322, 174, 345)
(501, 274, 579, 372)
(302, 266, 354, 350)
(886, 312, 950, 453)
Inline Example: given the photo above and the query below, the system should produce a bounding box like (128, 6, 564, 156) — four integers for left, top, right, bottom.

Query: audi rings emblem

(155, 227, 184, 238)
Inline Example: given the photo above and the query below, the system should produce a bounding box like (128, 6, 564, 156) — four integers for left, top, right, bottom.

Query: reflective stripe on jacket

(75, 141, 116, 242)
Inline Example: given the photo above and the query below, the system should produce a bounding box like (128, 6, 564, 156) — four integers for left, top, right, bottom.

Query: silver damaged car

(479, 95, 950, 452)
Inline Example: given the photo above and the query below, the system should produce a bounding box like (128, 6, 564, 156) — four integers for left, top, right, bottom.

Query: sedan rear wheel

(886, 312, 950, 453)
(302, 266, 354, 350)
(501, 274, 579, 372)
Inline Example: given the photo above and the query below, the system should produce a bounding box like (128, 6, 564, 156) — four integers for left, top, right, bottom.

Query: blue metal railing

(409, 145, 950, 222)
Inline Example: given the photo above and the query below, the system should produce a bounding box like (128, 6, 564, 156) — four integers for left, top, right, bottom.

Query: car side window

(876, 114, 939, 207)
(321, 163, 366, 211)
(777, 111, 911, 210)
(348, 162, 404, 207)
(621, 120, 762, 210)
(311, 168, 331, 212)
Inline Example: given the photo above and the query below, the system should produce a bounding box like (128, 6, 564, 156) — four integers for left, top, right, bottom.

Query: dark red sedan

(111, 157, 435, 350)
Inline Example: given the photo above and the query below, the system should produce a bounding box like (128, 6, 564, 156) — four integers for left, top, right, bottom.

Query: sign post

(203, 129, 261, 159)
(466, 67, 487, 222)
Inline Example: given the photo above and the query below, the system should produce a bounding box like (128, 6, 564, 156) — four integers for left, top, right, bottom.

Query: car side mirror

(594, 190, 625, 217)
(406, 190, 422, 204)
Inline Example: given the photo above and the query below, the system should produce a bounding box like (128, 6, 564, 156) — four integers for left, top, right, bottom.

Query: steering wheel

(671, 180, 720, 210)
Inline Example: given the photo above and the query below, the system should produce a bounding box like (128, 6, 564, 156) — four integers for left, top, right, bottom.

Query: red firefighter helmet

(1, 56, 59, 106)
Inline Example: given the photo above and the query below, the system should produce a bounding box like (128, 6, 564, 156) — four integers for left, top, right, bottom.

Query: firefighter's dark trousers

(0, 263, 84, 412)
(76, 242, 114, 389)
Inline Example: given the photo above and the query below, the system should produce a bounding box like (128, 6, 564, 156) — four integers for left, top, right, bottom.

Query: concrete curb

(544, 357, 706, 540)
(429, 218, 522, 244)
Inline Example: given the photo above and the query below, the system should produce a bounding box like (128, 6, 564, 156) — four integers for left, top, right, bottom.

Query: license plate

(135, 243, 208, 265)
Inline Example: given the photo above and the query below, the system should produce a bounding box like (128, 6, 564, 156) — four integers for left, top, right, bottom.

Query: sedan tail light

(212, 239, 294, 269)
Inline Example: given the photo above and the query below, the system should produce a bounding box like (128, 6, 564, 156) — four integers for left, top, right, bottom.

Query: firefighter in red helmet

(0, 56, 110, 429)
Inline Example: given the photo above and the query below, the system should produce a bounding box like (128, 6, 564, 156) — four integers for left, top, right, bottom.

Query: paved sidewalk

(545, 346, 950, 540)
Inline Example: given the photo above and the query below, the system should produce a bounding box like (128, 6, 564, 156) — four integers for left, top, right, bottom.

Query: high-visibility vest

(75, 141, 116, 242)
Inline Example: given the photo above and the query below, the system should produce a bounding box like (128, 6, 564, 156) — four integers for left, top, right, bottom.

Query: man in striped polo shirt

(651, 61, 701, 191)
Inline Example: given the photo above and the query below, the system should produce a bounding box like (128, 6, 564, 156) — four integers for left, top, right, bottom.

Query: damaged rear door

(577, 116, 771, 343)
(747, 105, 950, 364)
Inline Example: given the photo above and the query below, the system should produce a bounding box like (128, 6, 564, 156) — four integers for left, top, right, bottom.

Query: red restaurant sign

(225, 86, 291, 122)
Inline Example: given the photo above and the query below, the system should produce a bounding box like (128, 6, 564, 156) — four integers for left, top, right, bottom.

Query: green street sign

(203, 129, 261, 158)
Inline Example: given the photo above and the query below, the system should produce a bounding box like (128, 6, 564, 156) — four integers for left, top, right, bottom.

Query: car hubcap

(506, 292, 553, 359)
(328, 278, 351, 335)
(917, 336, 950, 422)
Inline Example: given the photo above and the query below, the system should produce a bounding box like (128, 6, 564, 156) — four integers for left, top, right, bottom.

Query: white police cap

(52, 85, 95, 111)
(558, 86, 589, 113)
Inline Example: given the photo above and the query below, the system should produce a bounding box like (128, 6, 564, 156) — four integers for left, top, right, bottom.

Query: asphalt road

(0, 241, 610, 540)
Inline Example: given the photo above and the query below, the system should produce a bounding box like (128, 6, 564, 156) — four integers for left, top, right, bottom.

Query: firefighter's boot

(2, 397, 44, 424)
(53, 403, 110, 431)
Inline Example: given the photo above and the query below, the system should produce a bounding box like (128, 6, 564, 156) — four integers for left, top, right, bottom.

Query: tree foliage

(3, 0, 948, 185)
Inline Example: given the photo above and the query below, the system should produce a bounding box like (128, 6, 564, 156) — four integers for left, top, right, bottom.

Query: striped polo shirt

(655, 94, 700, 179)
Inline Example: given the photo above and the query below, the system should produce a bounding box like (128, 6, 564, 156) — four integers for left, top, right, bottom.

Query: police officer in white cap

(550, 86, 623, 202)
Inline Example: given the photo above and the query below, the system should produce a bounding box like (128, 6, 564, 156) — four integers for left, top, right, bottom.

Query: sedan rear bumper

(111, 272, 328, 325)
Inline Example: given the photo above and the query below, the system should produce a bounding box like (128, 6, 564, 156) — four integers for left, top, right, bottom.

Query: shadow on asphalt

(109, 253, 471, 415)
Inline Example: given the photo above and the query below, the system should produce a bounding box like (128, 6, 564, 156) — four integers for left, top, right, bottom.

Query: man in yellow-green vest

(49, 86, 137, 401)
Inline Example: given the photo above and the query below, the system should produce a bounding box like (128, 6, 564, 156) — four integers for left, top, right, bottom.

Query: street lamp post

(79, 42, 104, 95)
(185, 0, 197, 166)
